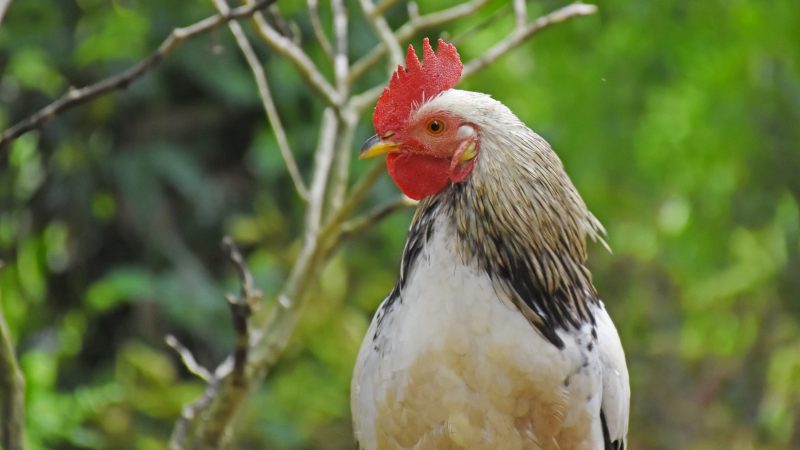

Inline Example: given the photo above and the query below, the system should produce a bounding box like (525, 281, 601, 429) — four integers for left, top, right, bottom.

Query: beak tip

(359, 134, 399, 159)
(359, 134, 382, 155)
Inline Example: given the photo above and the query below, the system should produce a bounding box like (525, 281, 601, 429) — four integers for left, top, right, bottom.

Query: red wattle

(386, 153, 451, 200)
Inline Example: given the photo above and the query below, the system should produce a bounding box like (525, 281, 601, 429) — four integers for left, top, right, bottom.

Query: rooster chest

(351, 219, 603, 450)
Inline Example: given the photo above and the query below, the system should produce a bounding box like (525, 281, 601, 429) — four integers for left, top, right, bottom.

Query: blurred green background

(1, 0, 799, 449)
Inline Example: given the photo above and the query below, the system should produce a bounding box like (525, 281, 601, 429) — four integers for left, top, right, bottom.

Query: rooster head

(360, 38, 477, 201)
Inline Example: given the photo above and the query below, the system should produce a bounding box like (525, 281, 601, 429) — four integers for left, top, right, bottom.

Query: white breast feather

(351, 218, 627, 450)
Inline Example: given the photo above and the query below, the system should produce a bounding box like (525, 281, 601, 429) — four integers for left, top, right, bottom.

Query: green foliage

(0, 0, 798, 449)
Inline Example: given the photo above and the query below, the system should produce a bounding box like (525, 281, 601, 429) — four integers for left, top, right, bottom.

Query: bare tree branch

(169, 236, 261, 450)
(220, 236, 260, 386)
(407, 2, 420, 22)
(0, 304, 25, 450)
(373, 0, 400, 18)
(263, 3, 301, 44)
(350, 2, 598, 113)
(326, 159, 388, 228)
(347, 84, 385, 116)
(327, 0, 354, 215)
(170, 158, 386, 449)
(305, 109, 339, 236)
(0, 0, 277, 151)
(513, 0, 527, 30)
(341, 195, 416, 240)
(249, 2, 342, 107)
(332, 0, 349, 97)
(326, 122, 356, 214)
(213, 0, 309, 200)
(450, 2, 511, 46)
(170, 357, 234, 450)
(463, 3, 598, 77)
(348, 0, 490, 83)
(359, 0, 404, 68)
(166, 335, 212, 382)
(307, 0, 334, 60)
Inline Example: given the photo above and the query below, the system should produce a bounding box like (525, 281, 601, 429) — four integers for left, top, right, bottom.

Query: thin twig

(213, 0, 309, 199)
(450, 2, 512, 46)
(348, 0, 490, 84)
(249, 1, 341, 107)
(359, 0, 404, 68)
(307, 0, 334, 60)
(340, 195, 415, 240)
(463, 3, 598, 77)
(348, 2, 598, 114)
(0, 0, 277, 150)
(326, 122, 356, 215)
(327, 0, 356, 214)
(221, 236, 259, 386)
(348, 84, 385, 116)
(513, 0, 527, 29)
(407, 2, 420, 22)
(165, 335, 212, 382)
(169, 236, 260, 450)
(305, 109, 339, 236)
(332, 0, 349, 96)
(264, 3, 301, 44)
(0, 305, 25, 450)
(222, 237, 261, 304)
(169, 362, 229, 450)
(372, 0, 400, 18)
(326, 159, 387, 228)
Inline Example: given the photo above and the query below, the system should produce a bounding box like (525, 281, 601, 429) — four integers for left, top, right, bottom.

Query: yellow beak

(359, 134, 400, 159)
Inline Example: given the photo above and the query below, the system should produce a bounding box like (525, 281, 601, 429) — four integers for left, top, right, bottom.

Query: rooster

(351, 39, 629, 450)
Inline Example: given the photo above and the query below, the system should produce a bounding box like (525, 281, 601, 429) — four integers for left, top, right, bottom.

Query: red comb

(373, 38, 463, 135)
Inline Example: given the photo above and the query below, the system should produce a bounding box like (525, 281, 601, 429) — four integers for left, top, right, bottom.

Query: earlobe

(455, 124, 476, 140)
(456, 141, 477, 162)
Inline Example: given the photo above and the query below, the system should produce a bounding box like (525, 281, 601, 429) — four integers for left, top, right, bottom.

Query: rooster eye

(427, 119, 445, 135)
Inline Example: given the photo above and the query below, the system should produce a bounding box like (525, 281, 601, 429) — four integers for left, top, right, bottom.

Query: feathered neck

(410, 92, 606, 347)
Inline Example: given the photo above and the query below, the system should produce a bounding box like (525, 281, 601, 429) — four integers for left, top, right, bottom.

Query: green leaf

(86, 267, 155, 312)
(76, 6, 149, 65)
(7, 47, 64, 95)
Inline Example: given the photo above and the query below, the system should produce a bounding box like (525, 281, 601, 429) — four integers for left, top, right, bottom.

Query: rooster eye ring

(427, 119, 445, 135)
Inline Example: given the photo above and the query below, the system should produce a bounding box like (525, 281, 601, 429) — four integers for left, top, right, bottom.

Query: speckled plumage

(352, 90, 629, 450)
